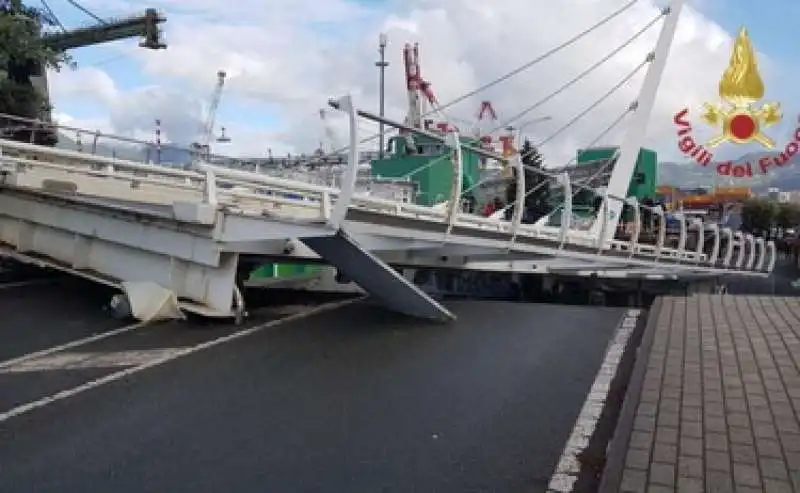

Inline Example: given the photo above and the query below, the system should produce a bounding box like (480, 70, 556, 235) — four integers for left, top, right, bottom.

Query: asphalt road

(0, 276, 335, 413)
(0, 298, 625, 493)
(0, 276, 126, 362)
(726, 255, 799, 295)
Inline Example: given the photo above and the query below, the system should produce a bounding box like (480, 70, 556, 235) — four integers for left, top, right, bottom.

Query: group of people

(480, 197, 505, 217)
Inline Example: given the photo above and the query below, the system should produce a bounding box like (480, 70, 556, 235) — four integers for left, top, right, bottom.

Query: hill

(659, 151, 800, 192)
(54, 133, 193, 166)
(54, 133, 142, 161)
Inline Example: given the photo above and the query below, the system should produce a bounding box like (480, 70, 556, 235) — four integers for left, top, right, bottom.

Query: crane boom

(202, 70, 226, 148)
(41, 8, 166, 52)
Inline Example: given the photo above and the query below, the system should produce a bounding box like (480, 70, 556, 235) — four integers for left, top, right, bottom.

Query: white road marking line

(268, 304, 320, 315)
(0, 297, 361, 424)
(0, 349, 183, 374)
(0, 278, 60, 290)
(546, 309, 642, 493)
(0, 323, 146, 370)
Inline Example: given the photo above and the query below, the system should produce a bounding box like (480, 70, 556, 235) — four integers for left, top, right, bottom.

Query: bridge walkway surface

(601, 295, 800, 493)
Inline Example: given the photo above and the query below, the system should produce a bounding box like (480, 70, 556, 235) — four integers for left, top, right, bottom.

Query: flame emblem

(700, 27, 782, 148)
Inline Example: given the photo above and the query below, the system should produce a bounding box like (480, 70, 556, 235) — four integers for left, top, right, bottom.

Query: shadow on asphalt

(726, 256, 800, 296)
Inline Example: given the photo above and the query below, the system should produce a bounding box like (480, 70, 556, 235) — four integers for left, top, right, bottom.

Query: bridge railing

(0, 111, 775, 274)
(0, 111, 381, 172)
(323, 95, 774, 274)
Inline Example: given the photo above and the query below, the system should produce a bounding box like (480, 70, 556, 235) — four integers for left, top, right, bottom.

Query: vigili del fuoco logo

(672, 27, 796, 177)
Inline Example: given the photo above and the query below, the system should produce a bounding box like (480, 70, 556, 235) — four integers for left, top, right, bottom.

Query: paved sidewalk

(602, 295, 800, 492)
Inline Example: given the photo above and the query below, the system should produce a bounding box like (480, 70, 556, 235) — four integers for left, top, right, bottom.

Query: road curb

(596, 296, 664, 493)
(547, 306, 649, 493)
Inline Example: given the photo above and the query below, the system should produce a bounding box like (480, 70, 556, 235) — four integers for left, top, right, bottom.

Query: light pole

(375, 33, 389, 159)
(512, 116, 552, 148)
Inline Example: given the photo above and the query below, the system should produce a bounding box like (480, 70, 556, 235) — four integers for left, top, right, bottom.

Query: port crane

(190, 69, 230, 161)
(1, 0, 166, 144)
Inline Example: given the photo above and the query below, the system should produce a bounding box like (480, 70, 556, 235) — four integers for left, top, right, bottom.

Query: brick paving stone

(652, 442, 677, 463)
(729, 426, 755, 445)
(676, 476, 703, 493)
(764, 479, 794, 493)
(706, 470, 733, 492)
(656, 426, 678, 445)
(705, 432, 728, 451)
(736, 487, 762, 493)
(733, 462, 761, 488)
(626, 448, 651, 470)
(786, 451, 800, 470)
(649, 462, 675, 487)
(613, 295, 800, 493)
(646, 486, 673, 493)
(706, 450, 731, 472)
(621, 468, 647, 492)
(731, 443, 757, 463)
(678, 455, 703, 478)
(761, 458, 790, 480)
(680, 435, 703, 456)
(782, 433, 800, 452)
(630, 430, 654, 450)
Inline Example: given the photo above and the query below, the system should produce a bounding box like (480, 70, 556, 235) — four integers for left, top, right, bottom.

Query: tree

(776, 202, 800, 230)
(519, 139, 550, 223)
(741, 197, 777, 234)
(0, 3, 73, 145)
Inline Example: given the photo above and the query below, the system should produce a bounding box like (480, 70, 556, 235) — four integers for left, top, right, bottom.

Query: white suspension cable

(461, 102, 632, 204)
(309, 0, 644, 160)
(458, 57, 649, 203)
(498, 106, 633, 217)
(39, 0, 66, 31)
(534, 57, 649, 149)
(491, 12, 664, 134)
(399, 151, 453, 180)
(428, 0, 643, 119)
(538, 104, 665, 229)
(65, 0, 105, 24)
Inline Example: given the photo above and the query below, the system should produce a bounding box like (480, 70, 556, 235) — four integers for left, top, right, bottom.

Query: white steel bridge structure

(0, 0, 775, 323)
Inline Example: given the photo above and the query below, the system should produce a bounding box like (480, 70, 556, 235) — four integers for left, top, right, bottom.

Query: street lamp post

(513, 116, 553, 148)
(375, 33, 389, 159)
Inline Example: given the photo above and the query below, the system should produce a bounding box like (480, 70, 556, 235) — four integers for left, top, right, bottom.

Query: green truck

(371, 134, 483, 207)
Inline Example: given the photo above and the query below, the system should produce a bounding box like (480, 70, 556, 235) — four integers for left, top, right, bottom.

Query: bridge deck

(61, 193, 176, 218)
(4, 183, 178, 220)
(603, 294, 800, 492)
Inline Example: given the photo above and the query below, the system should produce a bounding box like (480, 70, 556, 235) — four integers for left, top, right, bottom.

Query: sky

(40, 0, 800, 167)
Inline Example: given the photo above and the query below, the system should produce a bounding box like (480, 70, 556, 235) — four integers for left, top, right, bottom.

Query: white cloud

(49, 66, 118, 106)
(47, 0, 788, 167)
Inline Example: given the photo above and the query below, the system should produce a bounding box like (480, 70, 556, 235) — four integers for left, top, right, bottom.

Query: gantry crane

(39, 7, 165, 51)
(2, 0, 166, 145)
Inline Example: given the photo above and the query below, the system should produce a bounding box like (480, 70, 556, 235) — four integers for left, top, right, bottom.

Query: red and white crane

(474, 100, 497, 147)
(403, 42, 436, 130)
(401, 42, 458, 136)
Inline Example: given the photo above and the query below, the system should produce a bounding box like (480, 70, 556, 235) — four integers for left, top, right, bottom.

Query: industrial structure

(0, 0, 166, 144)
(189, 70, 231, 162)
